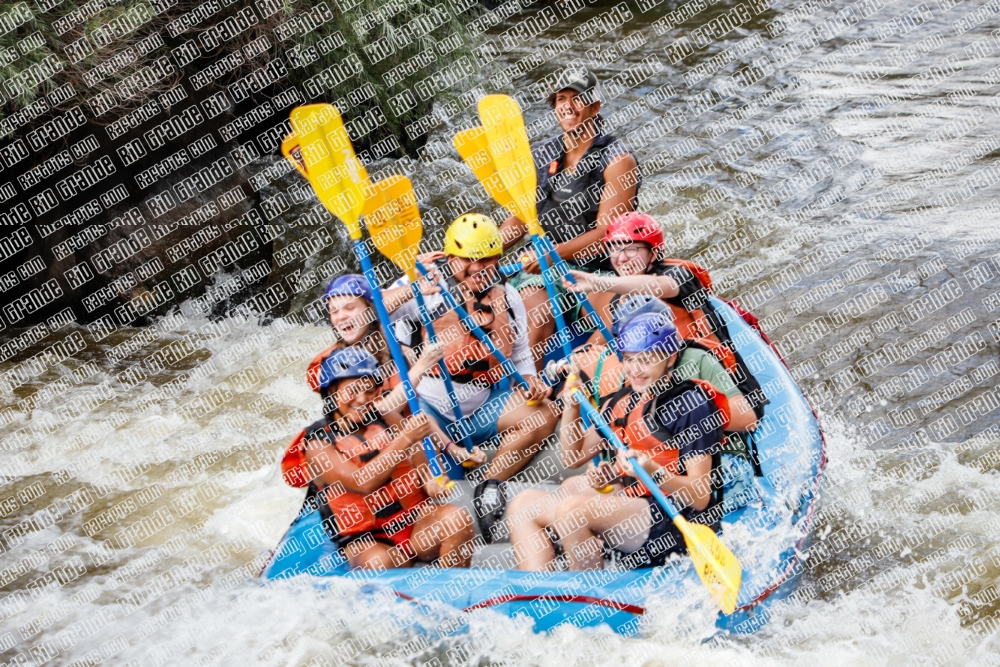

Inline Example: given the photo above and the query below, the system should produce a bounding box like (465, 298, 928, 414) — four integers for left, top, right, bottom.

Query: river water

(3, 0, 1000, 664)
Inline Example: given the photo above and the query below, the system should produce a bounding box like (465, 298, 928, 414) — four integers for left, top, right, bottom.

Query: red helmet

(604, 212, 664, 255)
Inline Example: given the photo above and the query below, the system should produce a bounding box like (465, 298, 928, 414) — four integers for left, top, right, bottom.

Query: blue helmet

(616, 312, 681, 356)
(324, 274, 372, 303)
(317, 347, 380, 391)
(611, 295, 673, 337)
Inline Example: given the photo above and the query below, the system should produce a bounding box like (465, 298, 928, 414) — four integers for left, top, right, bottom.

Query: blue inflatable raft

(261, 297, 826, 635)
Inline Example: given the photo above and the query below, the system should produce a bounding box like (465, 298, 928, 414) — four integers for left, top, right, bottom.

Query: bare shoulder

(605, 151, 638, 174)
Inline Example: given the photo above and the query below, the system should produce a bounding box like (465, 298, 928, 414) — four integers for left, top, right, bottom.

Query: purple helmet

(611, 295, 673, 337)
(324, 274, 372, 303)
(317, 347, 379, 391)
(616, 312, 681, 356)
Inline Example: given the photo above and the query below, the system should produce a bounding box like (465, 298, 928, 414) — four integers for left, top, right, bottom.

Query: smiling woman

(309, 274, 390, 377)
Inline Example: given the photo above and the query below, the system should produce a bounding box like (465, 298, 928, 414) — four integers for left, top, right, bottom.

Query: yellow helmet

(443, 213, 503, 259)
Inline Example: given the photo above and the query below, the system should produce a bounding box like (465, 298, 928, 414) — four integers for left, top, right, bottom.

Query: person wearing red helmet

(562, 211, 694, 302)
(561, 212, 760, 433)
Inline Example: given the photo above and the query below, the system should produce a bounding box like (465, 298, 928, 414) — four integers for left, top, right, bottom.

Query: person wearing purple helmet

(307, 273, 441, 391)
(318, 274, 430, 365)
(281, 347, 475, 570)
(307, 274, 477, 468)
(507, 313, 733, 571)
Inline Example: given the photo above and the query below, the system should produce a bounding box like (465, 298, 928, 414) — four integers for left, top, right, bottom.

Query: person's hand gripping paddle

(568, 380, 743, 615)
(280, 104, 453, 490)
(453, 95, 621, 364)
(364, 175, 478, 467)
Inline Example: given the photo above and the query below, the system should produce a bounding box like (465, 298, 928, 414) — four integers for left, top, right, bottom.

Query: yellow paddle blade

(283, 104, 369, 240)
(453, 127, 519, 216)
(477, 95, 542, 235)
(674, 515, 742, 614)
(364, 175, 422, 281)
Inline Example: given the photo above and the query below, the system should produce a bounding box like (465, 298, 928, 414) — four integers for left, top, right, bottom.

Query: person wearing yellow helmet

(443, 212, 504, 261)
(389, 213, 557, 543)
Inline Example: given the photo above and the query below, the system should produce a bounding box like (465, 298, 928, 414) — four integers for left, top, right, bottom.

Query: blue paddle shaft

(353, 241, 444, 480)
(534, 235, 620, 360)
(414, 262, 532, 392)
(411, 283, 473, 453)
(571, 388, 680, 522)
(530, 237, 573, 362)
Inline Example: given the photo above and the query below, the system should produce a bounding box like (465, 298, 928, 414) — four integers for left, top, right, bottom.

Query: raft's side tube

(261, 297, 826, 637)
(708, 297, 825, 630)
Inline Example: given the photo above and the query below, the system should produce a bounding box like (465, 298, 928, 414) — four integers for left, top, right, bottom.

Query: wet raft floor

(420, 433, 582, 569)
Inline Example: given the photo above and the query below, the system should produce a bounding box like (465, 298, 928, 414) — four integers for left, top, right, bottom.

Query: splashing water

(4, 0, 1000, 663)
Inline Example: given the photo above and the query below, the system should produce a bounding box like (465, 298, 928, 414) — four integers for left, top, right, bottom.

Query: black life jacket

(602, 379, 726, 527)
(534, 132, 641, 272)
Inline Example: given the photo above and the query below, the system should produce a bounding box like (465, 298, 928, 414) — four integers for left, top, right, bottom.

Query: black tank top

(534, 133, 641, 273)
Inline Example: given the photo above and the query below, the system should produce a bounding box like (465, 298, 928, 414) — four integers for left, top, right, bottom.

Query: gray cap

(547, 67, 602, 107)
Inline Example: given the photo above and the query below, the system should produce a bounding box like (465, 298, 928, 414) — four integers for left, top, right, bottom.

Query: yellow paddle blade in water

(453, 127, 519, 216)
(477, 95, 542, 235)
(674, 515, 742, 614)
(364, 175, 423, 281)
(282, 104, 369, 239)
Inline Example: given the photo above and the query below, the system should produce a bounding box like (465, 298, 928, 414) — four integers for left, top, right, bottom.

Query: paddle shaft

(414, 262, 532, 392)
(513, 237, 621, 473)
(410, 283, 474, 454)
(500, 248, 620, 360)
(529, 237, 573, 362)
(353, 240, 447, 481)
(533, 235, 620, 360)
(570, 388, 680, 522)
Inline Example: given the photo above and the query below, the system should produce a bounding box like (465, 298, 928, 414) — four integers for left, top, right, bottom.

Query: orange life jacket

(659, 258, 713, 292)
(604, 379, 729, 498)
(280, 419, 426, 537)
(657, 258, 741, 375)
(571, 343, 627, 406)
(431, 282, 514, 386)
(306, 344, 339, 393)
